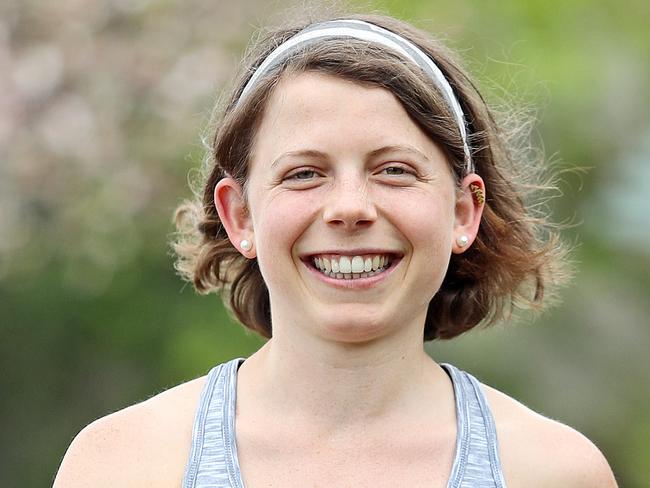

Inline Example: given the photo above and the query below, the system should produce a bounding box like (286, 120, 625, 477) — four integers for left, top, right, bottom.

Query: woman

(54, 12, 618, 488)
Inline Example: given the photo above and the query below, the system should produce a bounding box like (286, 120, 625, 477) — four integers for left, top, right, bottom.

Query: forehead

(251, 71, 444, 163)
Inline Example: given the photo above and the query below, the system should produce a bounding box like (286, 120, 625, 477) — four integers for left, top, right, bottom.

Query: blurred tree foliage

(0, 1, 648, 487)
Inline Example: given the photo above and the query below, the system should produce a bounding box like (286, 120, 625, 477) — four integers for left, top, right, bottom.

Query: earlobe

(214, 177, 256, 257)
(452, 174, 485, 254)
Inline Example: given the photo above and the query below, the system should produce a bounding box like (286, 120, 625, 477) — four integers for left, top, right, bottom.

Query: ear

(214, 177, 256, 258)
(452, 173, 485, 254)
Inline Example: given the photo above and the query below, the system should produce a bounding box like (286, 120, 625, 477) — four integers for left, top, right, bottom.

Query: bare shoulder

(53, 374, 207, 488)
(482, 384, 618, 488)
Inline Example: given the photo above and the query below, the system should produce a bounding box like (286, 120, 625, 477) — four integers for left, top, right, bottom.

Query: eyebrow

(271, 149, 328, 169)
(270, 144, 431, 168)
(368, 144, 431, 162)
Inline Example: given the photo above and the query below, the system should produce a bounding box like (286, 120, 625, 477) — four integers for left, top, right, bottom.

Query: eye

(287, 169, 318, 180)
(383, 166, 408, 176)
(281, 167, 324, 187)
(379, 164, 416, 177)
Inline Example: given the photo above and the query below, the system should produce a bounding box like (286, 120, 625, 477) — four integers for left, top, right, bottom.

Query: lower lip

(302, 258, 401, 289)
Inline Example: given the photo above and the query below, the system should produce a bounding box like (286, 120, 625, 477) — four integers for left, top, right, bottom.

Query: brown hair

(172, 11, 572, 341)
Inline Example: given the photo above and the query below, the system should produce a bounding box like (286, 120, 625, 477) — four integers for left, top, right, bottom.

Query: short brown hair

(172, 11, 572, 341)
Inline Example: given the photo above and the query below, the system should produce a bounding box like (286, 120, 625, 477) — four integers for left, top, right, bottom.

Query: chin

(315, 311, 400, 345)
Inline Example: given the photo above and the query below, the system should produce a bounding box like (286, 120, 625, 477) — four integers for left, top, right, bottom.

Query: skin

(53, 72, 618, 487)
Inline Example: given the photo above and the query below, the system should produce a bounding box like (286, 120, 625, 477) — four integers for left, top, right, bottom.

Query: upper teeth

(312, 254, 390, 274)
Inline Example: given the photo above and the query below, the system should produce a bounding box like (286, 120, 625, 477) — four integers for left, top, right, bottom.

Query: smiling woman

(53, 9, 618, 488)
(229, 71, 468, 344)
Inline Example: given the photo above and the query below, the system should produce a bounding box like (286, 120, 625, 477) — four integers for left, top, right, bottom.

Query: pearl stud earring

(456, 235, 469, 247)
(240, 239, 252, 251)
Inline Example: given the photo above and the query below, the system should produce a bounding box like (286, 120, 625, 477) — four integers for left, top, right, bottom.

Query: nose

(322, 175, 377, 230)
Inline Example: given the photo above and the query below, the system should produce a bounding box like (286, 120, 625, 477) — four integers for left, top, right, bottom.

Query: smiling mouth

(305, 253, 401, 280)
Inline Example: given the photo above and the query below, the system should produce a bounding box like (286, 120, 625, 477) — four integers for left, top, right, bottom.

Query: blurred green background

(1, 1, 648, 486)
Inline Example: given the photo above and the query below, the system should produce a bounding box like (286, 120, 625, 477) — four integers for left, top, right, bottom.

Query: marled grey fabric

(182, 358, 507, 487)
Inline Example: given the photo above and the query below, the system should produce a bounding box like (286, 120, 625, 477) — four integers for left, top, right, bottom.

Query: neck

(238, 316, 448, 430)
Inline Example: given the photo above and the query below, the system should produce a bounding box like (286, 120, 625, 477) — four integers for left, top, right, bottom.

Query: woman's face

(229, 72, 476, 343)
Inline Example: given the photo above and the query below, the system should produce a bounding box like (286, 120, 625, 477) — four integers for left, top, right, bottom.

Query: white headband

(238, 19, 473, 174)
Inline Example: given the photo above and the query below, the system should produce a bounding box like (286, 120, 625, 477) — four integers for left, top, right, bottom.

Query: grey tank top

(182, 358, 507, 488)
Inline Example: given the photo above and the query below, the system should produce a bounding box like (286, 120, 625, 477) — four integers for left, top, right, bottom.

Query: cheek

(391, 191, 455, 246)
(390, 193, 455, 290)
(251, 193, 316, 286)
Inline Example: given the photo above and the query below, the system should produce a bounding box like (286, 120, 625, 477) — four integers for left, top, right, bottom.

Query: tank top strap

(182, 358, 245, 488)
(441, 363, 508, 488)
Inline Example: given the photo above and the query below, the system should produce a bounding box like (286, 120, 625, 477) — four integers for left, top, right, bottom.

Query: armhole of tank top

(464, 373, 508, 488)
(440, 363, 471, 488)
(181, 364, 225, 488)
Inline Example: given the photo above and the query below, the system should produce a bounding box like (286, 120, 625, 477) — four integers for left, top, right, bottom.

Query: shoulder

(481, 384, 618, 488)
(53, 374, 207, 488)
